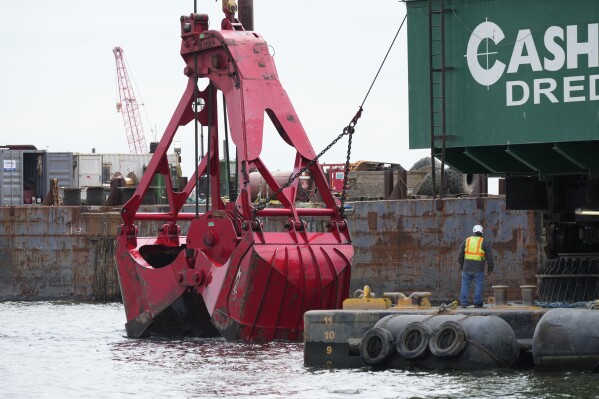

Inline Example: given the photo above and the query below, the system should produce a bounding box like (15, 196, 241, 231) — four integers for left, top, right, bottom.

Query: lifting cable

(360, 14, 407, 110)
(253, 13, 408, 219)
(340, 13, 407, 214)
(193, 0, 200, 217)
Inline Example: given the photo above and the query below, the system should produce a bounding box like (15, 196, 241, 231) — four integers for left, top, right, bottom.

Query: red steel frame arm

(120, 13, 345, 231)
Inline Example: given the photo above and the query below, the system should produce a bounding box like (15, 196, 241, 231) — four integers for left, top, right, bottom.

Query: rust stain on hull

(0, 198, 543, 303)
(348, 197, 543, 303)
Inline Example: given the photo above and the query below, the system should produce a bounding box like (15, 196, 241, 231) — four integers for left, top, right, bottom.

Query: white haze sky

(0, 0, 429, 179)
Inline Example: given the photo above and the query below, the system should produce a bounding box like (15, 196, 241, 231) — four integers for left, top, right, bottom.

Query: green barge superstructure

(407, 0, 599, 302)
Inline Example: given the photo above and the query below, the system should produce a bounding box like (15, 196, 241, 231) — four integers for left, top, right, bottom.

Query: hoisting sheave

(115, 8, 353, 341)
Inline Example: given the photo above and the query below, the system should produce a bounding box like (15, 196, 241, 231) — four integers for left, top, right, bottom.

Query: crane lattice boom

(113, 46, 147, 154)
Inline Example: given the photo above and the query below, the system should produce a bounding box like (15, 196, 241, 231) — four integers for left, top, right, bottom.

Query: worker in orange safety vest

(458, 224, 494, 308)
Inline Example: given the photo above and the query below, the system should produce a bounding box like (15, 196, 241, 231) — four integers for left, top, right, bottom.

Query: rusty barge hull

(348, 197, 543, 302)
(0, 197, 542, 303)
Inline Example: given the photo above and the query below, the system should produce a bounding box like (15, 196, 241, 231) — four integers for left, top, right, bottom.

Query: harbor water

(1, 302, 597, 399)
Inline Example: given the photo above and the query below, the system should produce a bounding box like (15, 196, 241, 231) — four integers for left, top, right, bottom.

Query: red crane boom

(113, 46, 148, 154)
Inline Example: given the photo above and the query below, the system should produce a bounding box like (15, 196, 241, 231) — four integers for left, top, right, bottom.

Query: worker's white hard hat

(473, 225, 483, 234)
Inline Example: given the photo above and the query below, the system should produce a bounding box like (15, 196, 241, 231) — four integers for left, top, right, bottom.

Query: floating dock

(304, 298, 599, 371)
(304, 306, 546, 369)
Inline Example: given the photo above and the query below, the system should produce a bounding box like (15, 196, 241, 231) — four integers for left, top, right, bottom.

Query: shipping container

(73, 153, 179, 201)
(73, 154, 103, 189)
(0, 150, 71, 206)
(0, 150, 23, 206)
(0, 150, 179, 205)
(46, 152, 73, 190)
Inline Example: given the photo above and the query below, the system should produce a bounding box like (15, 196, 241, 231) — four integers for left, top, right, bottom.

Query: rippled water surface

(1, 302, 597, 399)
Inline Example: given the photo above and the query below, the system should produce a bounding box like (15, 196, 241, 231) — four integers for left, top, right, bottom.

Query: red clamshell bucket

(115, 10, 353, 341)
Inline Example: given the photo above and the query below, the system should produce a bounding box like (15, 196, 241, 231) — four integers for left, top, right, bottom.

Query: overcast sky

(0, 0, 429, 178)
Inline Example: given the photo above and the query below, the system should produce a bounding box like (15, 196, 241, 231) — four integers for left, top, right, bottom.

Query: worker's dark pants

(460, 270, 484, 306)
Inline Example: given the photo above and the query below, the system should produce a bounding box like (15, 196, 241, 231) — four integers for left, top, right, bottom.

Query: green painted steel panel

(407, 0, 599, 174)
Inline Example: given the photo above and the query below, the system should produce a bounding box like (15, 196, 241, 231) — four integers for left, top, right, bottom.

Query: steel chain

(456, 315, 503, 366)
(379, 313, 398, 329)
(227, 8, 402, 221)
(252, 107, 362, 219)
(437, 300, 458, 313)
(466, 338, 503, 366)
(339, 125, 354, 218)
(103, 211, 108, 237)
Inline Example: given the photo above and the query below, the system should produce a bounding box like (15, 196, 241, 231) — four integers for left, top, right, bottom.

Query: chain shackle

(349, 106, 363, 128)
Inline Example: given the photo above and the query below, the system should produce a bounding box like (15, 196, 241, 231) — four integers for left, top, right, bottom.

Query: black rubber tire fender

(359, 327, 395, 366)
(396, 321, 432, 360)
(429, 321, 468, 358)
